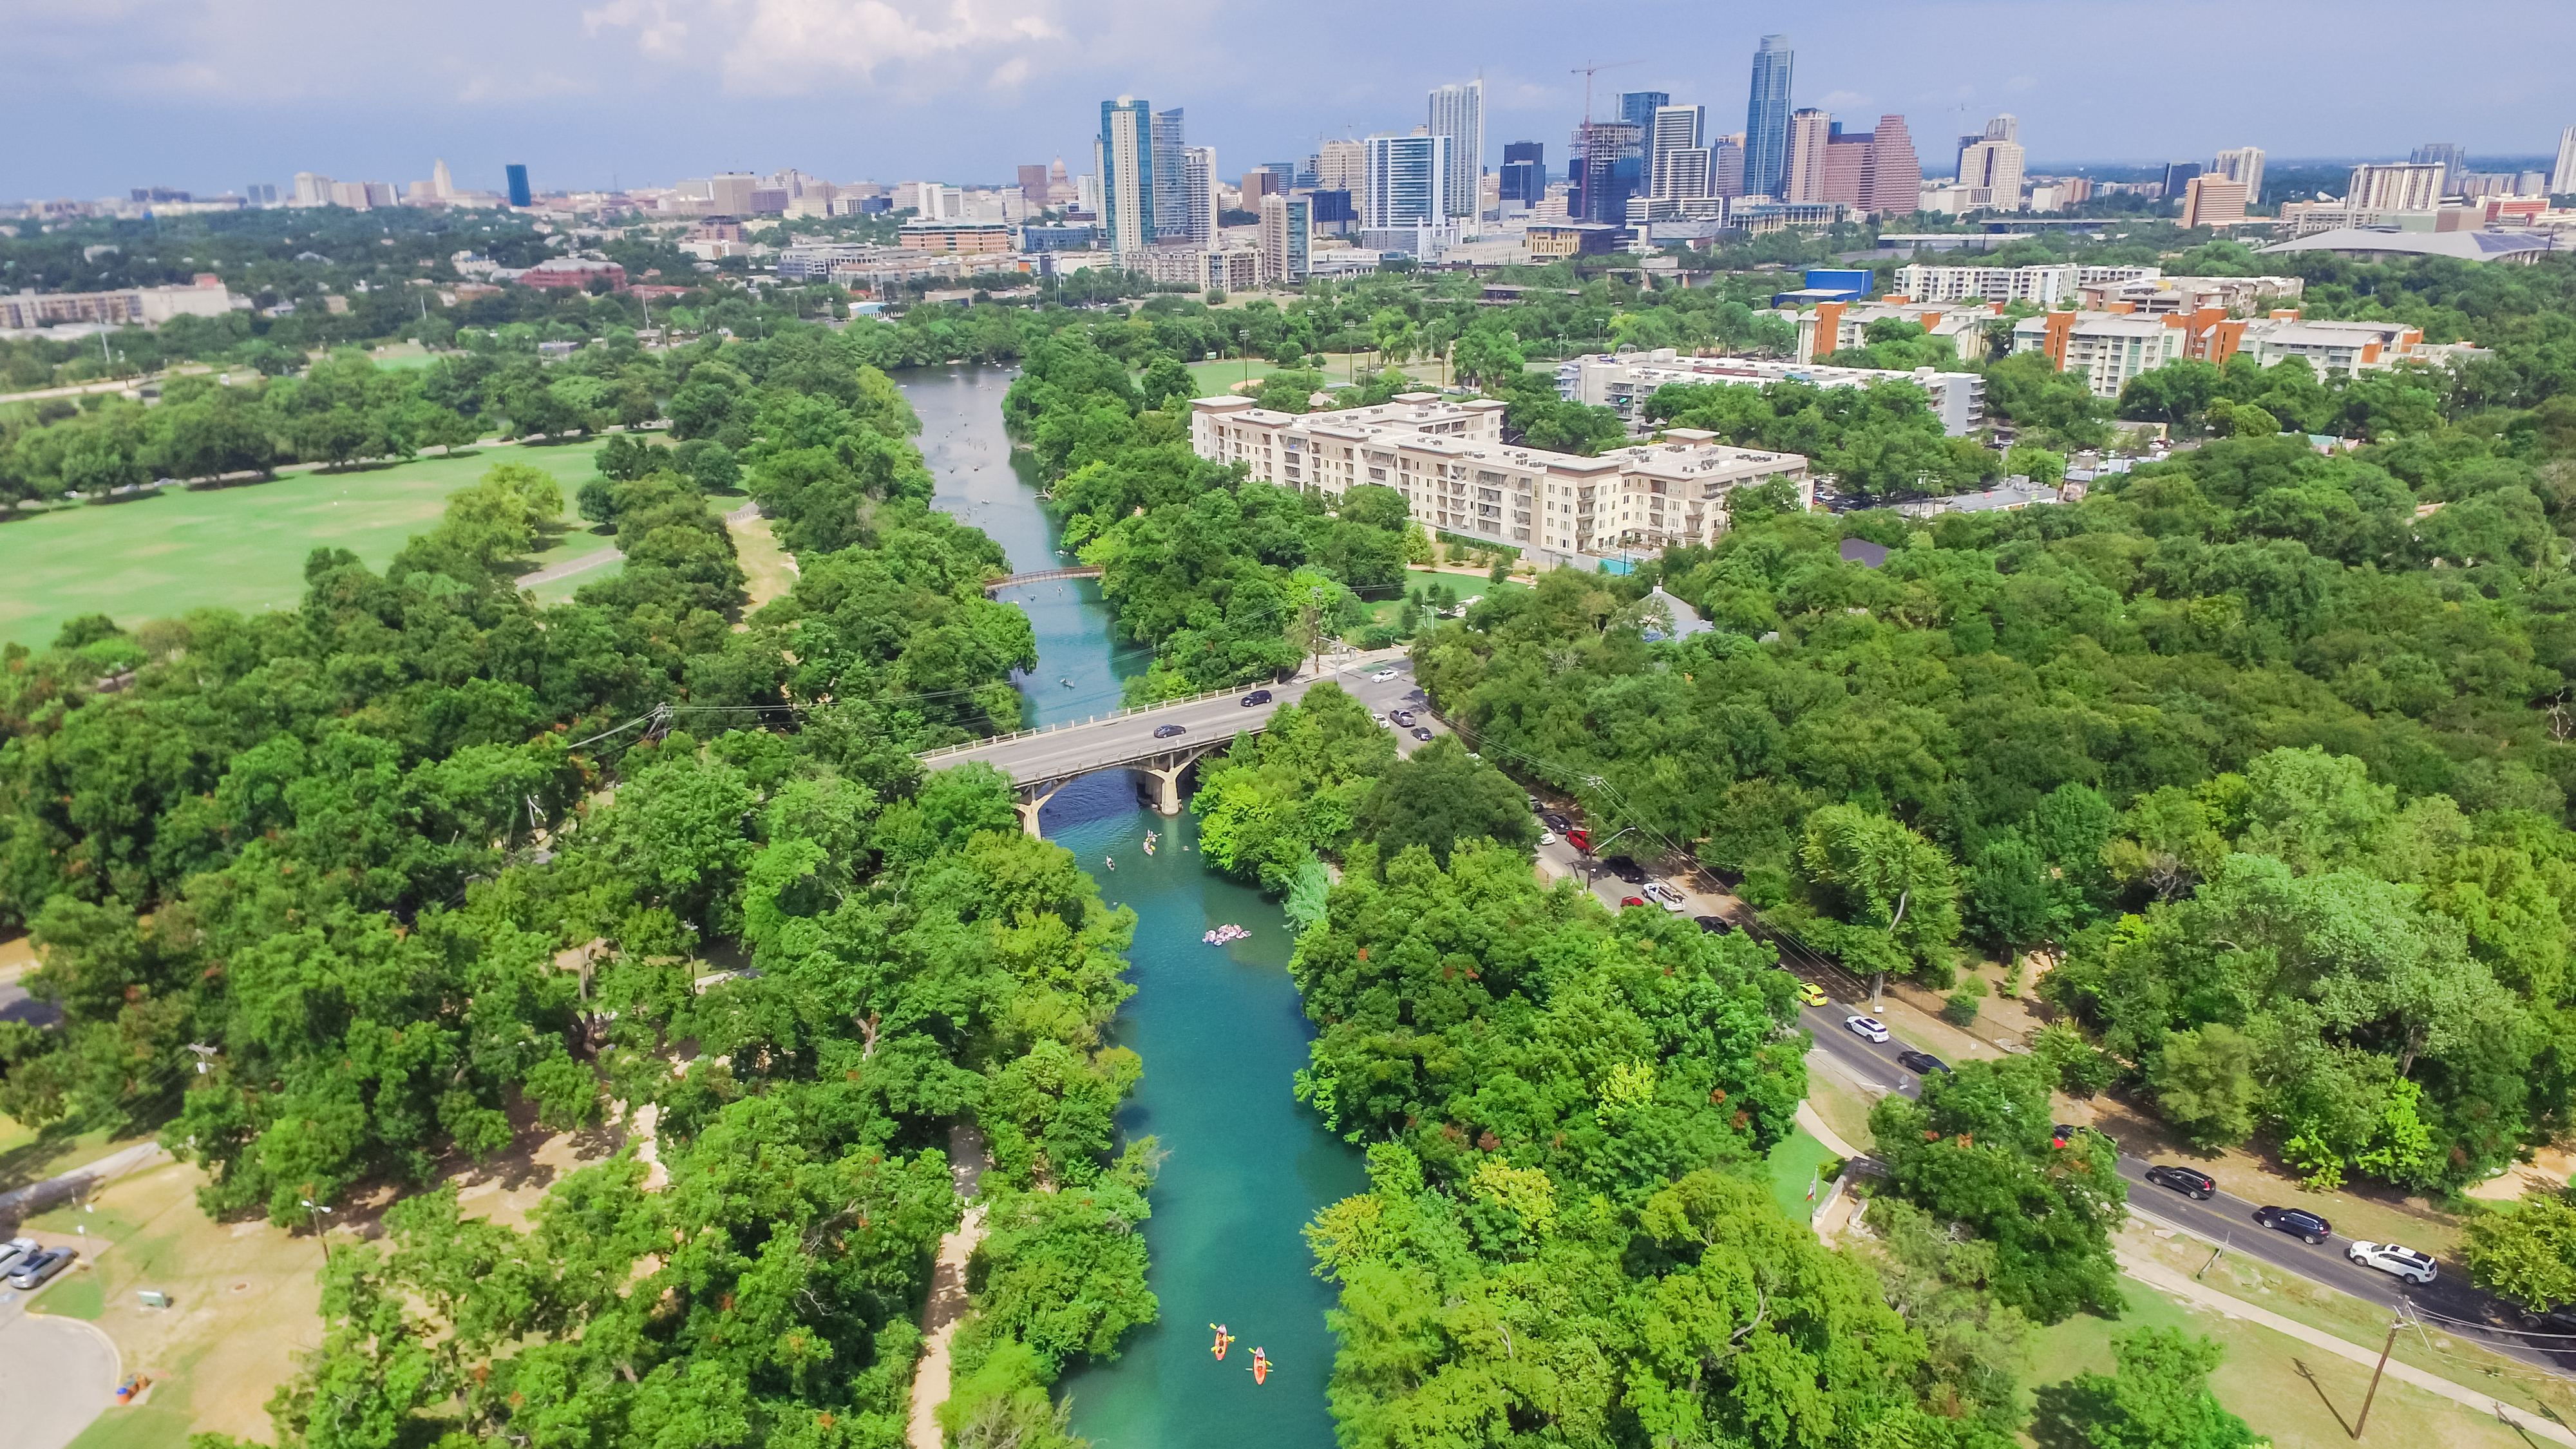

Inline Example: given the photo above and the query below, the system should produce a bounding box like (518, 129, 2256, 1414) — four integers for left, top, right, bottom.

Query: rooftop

(2257, 227, 2560, 262)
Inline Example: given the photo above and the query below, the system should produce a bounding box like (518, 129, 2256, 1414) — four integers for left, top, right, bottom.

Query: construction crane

(1569, 59, 1643, 125)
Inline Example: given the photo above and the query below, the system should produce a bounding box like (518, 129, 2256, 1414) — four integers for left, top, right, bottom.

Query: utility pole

(2354, 1299, 2407, 1438)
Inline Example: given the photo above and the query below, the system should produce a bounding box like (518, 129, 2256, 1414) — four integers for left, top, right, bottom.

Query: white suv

(2346, 1241, 2438, 1284)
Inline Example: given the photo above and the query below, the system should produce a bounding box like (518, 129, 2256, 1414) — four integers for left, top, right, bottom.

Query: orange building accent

(2040, 309, 2078, 369)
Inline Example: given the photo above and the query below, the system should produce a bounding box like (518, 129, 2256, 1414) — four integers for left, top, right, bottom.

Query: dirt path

(907, 1125, 991, 1449)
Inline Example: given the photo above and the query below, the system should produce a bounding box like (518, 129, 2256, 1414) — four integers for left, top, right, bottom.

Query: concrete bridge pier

(1135, 746, 1215, 816)
(1013, 779, 1071, 838)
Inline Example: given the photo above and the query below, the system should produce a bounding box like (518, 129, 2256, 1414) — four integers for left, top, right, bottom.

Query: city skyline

(8, 0, 2574, 200)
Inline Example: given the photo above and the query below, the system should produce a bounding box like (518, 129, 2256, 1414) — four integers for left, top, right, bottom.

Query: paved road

(0, 1312, 117, 1449)
(922, 649, 1418, 786)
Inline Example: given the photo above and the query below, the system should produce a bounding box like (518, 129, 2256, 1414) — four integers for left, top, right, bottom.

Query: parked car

(1152, 723, 1188, 739)
(1541, 812, 1571, 833)
(8, 1245, 75, 1290)
(1643, 882, 1688, 913)
(1693, 914, 1732, 934)
(0, 1237, 39, 1277)
(1619, 895, 1647, 909)
(2145, 1164, 2217, 1200)
(1895, 1050, 1949, 1075)
(1368, 670, 1397, 682)
(1566, 827, 1590, 851)
(1526, 793, 1540, 809)
(1410, 726, 1433, 741)
(2347, 1241, 2438, 1284)
(1390, 710, 1416, 727)
(1604, 857, 1648, 884)
(2254, 1206, 2333, 1244)
(1239, 689, 1273, 706)
(1538, 830, 1558, 846)
(1795, 981, 1828, 1007)
(1845, 1015, 1890, 1043)
(2051, 1123, 2099, 1149)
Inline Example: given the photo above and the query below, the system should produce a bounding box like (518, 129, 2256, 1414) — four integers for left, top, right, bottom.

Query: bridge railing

(914, 683, 1265, 762)
(982, 565, 1106, 593)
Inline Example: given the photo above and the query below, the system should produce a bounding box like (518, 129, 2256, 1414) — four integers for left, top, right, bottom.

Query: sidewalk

(2121, 1251, 2576, 1447)
(0, 1142, 169, 1228)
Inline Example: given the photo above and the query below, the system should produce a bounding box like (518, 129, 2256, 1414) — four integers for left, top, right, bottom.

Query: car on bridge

(1240, 690, 1273, 706)
(1153, 724, 1187, 739)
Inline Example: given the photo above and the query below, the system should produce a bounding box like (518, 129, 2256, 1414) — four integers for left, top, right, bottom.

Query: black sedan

(1152, 723, 1188, 739)
(1604, 857, 1648, 885)
(2144, 1164, 2217, 1200)
(1895, 1050, 1949, 1075)
(1410, 726, 1433, 741)
(1541, 812, 1571, 833)
(1240, 689, 1273, 706)
(1693, 914, 1732, 934)
(2254, 1206, 2333, 1244)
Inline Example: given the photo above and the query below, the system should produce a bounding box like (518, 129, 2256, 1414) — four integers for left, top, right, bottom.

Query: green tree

(2150, 1023, 2260, 1148)
(2462, 1190, 2576, 1313)
(2052, 1327, 2261, 1449)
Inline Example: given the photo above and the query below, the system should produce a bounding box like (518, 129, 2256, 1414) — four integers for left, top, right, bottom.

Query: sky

(6, 0, 2573, 200)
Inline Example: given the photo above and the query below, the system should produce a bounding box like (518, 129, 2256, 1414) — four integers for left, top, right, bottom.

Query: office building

(896, 219, 1012, 254)
(431, 158, 455, 200)
(1318, 139, 1367, 193)
(506, 163, 532, 208)
(1191, 393, 1809, 560)
(1428, 79, 1485, 222)
(1955, 120, 2027, 211)
(1177, 146, 1217, 247)
(1364, 132, 1450, 227)
(2553, 126, 2576, 195)
(1743, 35, 1795, 198)
(1783, 109, 1833, 203)
(2159, 162, 2199, 198)
(2211, 147, 2265, 206)
(706, 172, 760, 214)
(1150, 108, 1188, 241)
(1864, 115, 1922, 217)
(1017, 163, 1050, 206)
(1710, 135, 1747, 198)
(1259, 193, 1311, 283)
(0, 274, 242, 331)
(1098, 97, 1156, 256)
(1649, 104, 1709, 199)
(292, 172, 331, 207)
(246, 182, 278, 207)
(2411, 142, 2467, 193)
(2181, 175, 2248, 229)
(2347, 162, 2444, 212)
(1499, 141, 1545, 205)
(1238, 167, 1278, 208)
(1569, 121, 1643, 224)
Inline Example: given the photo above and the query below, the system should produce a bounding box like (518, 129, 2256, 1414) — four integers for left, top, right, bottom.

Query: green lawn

(1765, 1127, 1841, 1224)
(1182, 352, 1379, 397)
(1365, 569, 1530, 626)
(0, 439, 611, 649)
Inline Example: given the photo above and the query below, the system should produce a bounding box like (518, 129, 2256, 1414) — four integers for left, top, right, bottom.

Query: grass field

(1764, 1126, 1842, 1224)
(1181, 353, 1383, 396)
(1364, 569, 1530, 627)
(0, 439, 611, 649)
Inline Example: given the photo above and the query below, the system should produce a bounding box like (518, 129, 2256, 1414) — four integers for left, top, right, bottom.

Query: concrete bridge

(915, 650, 1416, 835)
(981, 565, 1103, 596)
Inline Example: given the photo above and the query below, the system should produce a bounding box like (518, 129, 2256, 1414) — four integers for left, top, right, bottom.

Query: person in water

(1104, 855, 1114, 871)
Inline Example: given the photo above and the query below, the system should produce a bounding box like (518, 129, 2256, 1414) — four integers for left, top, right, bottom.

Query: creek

(909, 366, 1363, 1449)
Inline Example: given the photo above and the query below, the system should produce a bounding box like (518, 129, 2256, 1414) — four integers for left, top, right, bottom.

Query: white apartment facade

(1191, 393, 1810, 560)
(1891, 262, 2161, 307)
(2011, 314, 2188, 398)
(1792, 301, 1996, 368)
(1557, 350, 1987, 437)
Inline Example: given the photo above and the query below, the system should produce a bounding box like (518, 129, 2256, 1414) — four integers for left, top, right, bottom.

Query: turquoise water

(911, 368, 1364, 1449)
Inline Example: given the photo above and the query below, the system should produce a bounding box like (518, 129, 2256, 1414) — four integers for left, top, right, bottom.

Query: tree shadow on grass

(2028, 1376, 2116, 1449)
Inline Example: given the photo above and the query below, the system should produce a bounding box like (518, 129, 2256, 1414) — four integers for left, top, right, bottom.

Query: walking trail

(906, 1124, 991, 1449)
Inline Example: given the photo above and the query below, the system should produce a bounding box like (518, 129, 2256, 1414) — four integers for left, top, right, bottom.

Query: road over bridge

(981, 565, 1103, 596)
(917, 650, 1417, 834)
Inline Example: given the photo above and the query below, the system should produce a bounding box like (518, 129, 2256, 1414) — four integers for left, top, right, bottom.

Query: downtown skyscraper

(1097, 97, 1155, 256)
(1743, 34, 1795, 199)
(1151, 108, 1189, 242)
(1427, 78, 1484, 222)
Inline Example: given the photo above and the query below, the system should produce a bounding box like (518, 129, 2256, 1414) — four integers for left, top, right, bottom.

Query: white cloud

(585, 0, 1064, 92)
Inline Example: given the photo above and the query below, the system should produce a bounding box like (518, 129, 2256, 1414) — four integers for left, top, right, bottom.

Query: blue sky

(6, 0, 2571, 199)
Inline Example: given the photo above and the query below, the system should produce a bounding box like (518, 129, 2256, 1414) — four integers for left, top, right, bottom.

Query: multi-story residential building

(1620, 92, 1669, 131)
(1151, 108, 1188, 242)
(2012, 311, 2189, 398)
(1889, 262, 2159, 307)
(292, 172, 332, 207)
(1363, 133, 1450, 227)
(1956, 126, 2027, 211)
(2076, 273, 2304, 314)
(2347, 163, 2444, 212)
(1783, 109, 1833, 204)
(1743, 35, 1795, 199)
(1558, 349, 1986, 436)
(1711, 135, 1748, 198)
(895, 219, 1012, 254)
(2555, 126, 2576, 197)
(1258, 194, 1311, 283)
(1143, 247, 1259, 290)
(1176, 146, 1217, 247)
(2410, 142, 2467, 193)
(1649, 105, 1710, 199)
(2211, 146, 2266, 205)
(1428, 79, 1485, 222)
(0, 275, 240, 330)
(1526, 222, 1623, 256)
(1097, 97, 1155, 257)
(1191, 393, 1810, 559)
(2181, 175, 2248, 229)
(1790, 300, 1996, 373)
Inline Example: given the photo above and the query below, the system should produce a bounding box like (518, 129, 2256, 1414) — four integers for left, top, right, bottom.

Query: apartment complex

(1426, 79, 1484, 223)
(1143, 247, 1259, 290)
(2347, 163, 2445, 212)
(0, 274, 240, 330)
(2012, 308, 2469, 397)
(1191, 393, 1810, 559)
(896, 219, 1012, 254)
(1258, 194, 1311, 283)
(1096, 97, 1155, 256)
(2180, 175, 2248, 229)
(1557, 350, 1986, 437)
(1791, 300, 1995, 371)
(2012, 312, 2189, 398)
(2076, 273, 2304, 314)
(1889, 262, 2160, 307)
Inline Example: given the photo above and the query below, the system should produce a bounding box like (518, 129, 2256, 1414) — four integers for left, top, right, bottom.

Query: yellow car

(1795, 982, 1828, 1008)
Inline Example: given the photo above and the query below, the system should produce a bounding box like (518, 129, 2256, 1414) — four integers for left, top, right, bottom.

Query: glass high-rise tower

(1743, 35, 1794, 200)
(1097, 97, 1155, 256)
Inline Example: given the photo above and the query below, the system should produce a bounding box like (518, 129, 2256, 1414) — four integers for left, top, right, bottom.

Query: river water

(909, 366, 1363, 1449)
